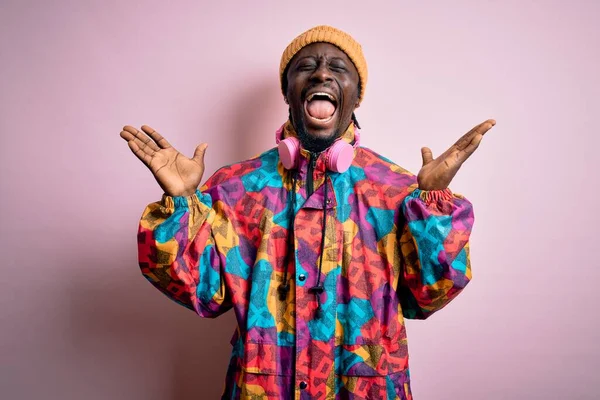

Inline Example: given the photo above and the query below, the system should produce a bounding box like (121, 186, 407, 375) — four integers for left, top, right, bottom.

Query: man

(120, 25, 495, 399)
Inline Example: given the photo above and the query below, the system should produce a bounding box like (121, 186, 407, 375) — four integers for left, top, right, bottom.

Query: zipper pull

(310, 152, 317, 168)
(307, 152, 318, 198)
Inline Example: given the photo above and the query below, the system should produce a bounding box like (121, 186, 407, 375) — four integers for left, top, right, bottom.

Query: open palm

(418, 119, 496, 191)
(120, 125, 207, 197)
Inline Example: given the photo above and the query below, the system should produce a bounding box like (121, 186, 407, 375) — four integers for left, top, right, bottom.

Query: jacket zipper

(306, 152, 318, 198)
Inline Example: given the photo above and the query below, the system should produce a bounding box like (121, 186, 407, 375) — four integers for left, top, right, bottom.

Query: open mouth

(304, 92, 338, 125)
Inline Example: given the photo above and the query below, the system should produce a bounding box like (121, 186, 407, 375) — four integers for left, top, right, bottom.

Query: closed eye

(297, 63, 316, 71)
(330, 62, 347, 72)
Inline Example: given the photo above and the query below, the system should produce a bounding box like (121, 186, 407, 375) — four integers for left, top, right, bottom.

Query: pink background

(1, 1, 598, 399)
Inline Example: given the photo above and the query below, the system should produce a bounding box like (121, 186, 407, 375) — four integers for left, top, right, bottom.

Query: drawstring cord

(278, 167, 329, 320)
(278, 171, 297, 300)
(309, 176, 328, 318)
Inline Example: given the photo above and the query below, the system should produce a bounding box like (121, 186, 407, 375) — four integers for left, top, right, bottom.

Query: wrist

(417, 185, 448, 191)
(165, 189, 197, 198)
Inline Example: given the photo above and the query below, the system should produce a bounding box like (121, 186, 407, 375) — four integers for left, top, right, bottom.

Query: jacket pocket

(338, 346, 412, 400)
(242, 342, 293, 376)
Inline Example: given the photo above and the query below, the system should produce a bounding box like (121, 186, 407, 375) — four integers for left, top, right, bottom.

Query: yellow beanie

(280, 25, 368, 103)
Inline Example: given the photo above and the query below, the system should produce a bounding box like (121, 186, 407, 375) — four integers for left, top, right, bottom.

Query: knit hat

(280, 25, 368, 103)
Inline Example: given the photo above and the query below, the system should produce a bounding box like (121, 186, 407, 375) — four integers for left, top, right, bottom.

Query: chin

(295, 119, 341, 153)
(305, 127, 338, 141)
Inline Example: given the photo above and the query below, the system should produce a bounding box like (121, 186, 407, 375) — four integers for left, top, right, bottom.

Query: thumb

(192, 143, 208, 166)
(421, 147, 434, 166)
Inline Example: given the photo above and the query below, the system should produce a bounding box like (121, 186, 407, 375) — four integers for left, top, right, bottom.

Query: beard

(292, 113, 340, 153)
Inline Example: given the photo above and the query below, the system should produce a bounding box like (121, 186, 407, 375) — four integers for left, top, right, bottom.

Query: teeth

(307, 92, 335, 102)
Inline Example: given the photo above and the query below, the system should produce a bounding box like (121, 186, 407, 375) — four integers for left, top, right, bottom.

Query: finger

(420, 147, 434, 166)
(127, 139, 152, 166)
(122, 125, 139, 135)
(472, 119, 496, 138)
(122, 125, 160, 152)
(141, 125, 172, 149)
(453, 133, 485, 166)
(461, 133, 484, 158)
(120, 129, 135, 141)
(192, 143, 208, 166)
(120, 130, 157, 158)
(452, 119, 495, 151)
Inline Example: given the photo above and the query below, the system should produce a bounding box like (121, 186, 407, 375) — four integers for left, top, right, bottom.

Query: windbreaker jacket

(137, 123, 474, 399)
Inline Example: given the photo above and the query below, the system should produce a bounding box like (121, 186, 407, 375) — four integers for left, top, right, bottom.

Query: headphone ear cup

(326, 141, 354, 173)
(278, 137, 301, 170)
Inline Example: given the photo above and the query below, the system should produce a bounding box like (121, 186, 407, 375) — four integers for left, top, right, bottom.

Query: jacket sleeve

(398, 187, 474, 320)
(137, 189, 233, 318)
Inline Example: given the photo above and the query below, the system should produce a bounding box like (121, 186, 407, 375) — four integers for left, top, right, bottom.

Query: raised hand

(417, 119, 496, 191)
(120, 125, 208, 197)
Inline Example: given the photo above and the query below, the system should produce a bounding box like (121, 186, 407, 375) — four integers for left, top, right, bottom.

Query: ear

(354, 90, 361, 109)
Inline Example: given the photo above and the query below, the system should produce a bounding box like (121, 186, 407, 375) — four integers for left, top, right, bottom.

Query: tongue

(307, 100, 335, 120)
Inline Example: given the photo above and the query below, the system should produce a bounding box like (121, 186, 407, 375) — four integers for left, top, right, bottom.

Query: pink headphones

(275, 125, 360, 173)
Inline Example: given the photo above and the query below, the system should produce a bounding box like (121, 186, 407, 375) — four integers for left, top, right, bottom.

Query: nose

(310, 62, 333, 83)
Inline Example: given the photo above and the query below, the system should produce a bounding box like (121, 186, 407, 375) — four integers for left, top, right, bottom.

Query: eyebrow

(294, 55, 348, 64)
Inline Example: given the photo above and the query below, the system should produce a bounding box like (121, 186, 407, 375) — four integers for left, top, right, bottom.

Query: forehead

(292, 42, 353, 64)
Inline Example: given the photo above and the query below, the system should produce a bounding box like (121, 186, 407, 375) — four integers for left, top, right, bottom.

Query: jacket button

(298, 274, 306, 281)
(299, 381, 308, 390)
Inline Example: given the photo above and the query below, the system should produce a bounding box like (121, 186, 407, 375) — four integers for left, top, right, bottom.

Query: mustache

(300, 84, 340, 102)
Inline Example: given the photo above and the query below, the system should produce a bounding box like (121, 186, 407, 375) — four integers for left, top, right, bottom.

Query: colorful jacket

(137, 122, 474, 399)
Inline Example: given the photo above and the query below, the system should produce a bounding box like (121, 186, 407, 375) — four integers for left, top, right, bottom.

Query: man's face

(285, 42, 360, 153)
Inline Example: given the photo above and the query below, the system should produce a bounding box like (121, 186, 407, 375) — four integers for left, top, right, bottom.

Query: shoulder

(351, 147, 417, 189)
(201, 147, 282, 196)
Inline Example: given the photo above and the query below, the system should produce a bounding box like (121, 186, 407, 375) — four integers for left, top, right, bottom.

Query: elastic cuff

(161, 189, 209, 213)
(412, 188, 454, 204)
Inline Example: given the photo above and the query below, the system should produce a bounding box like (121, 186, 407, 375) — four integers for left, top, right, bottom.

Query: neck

(286, 120, 356, 153)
